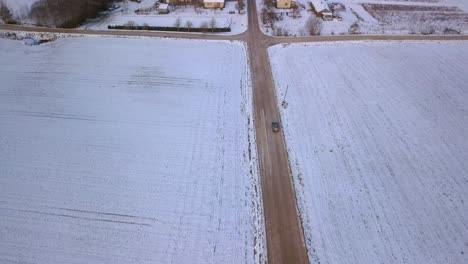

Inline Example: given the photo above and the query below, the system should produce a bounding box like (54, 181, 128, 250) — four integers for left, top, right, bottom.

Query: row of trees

(30, 0, 110, 28)
(0, 0, 13, 23)
(115, 19, 231, 32)
(174, 17, 219, 32)
(273, 16, 322, 36)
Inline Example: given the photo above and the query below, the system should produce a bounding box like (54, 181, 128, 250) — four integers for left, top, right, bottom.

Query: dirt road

(2, 5, 468, 264)
(3, 22, 467, 44)
(0, 24, 242, 41)
(245, 0, 309, 263)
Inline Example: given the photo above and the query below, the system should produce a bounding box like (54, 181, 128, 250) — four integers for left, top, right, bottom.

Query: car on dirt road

(108, 5, 120, 11)
(272, 122, 280, 132)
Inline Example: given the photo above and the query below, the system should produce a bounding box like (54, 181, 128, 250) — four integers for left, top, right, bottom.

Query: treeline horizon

(30, 0, 111, 28)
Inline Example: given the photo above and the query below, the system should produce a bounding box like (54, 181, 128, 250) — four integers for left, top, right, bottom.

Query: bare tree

(274, 26, 282, 36)
(305, 16, 322, 35)
(225, 17, 233, 28)
(122, 0, 129, 14)
(235, 0, 245, 14)
(275, 26, 289, 36)
(174, 17, 182, 30)
(0, 0, 13, 23)
(17, 5, 30, 20)
(29, 0, 109, 28)
(125, 20, 137, 28)
(291, 6, 300, 19)
(263, 0, 274, 9)
(200, 21, 208, 32)
(261, 8, 268, 24)
(348, 21, 360, 34)
(210, 17, 216, 32)
(298, 28, 306, 36)
(186, 20, 193, 31)
(261, 7, 276, 26)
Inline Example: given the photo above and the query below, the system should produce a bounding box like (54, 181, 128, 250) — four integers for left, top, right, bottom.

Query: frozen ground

(269, 41, 468, 263)
(0, 36, 264, 263)
(258, 0, 468, 36)
(82, 0, 248, 35)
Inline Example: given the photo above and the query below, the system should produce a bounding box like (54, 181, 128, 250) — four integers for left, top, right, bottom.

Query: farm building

(311, 0, 333, 20)
(161, 0, 191, 4)
(158, 3, 170, 14)
(276, 0, 295, 9)
(135, 7, 152, 14)
(203, 0, 225, 9)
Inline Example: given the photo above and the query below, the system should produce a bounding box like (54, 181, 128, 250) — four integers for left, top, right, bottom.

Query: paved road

(2, 5, 468, 264)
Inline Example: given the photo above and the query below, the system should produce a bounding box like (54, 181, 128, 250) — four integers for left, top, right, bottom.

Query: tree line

(0, 0, 14, 23)
(30, 0, 110, 28)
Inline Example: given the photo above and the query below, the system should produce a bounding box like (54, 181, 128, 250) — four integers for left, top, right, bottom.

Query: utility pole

(282, 85, 289, 109)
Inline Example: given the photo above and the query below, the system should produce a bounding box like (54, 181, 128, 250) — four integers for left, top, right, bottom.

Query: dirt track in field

(1, 3, 467, 263)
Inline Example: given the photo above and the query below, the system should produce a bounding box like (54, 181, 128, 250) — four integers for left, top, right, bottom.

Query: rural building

(203, 0, 225, 9)
(276, 0, 295, 9)
(158, 3, 170, 14)
(161, 0, 191, 4)
(135, 7, 152, 14)
(311, 0, 333, 20)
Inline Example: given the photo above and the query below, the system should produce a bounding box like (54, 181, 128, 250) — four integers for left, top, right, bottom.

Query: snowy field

(269, 41, 468, 263)
(82, 0, 248, 35)
(258, 0, 468, 36)
(0, 36, 264, 263)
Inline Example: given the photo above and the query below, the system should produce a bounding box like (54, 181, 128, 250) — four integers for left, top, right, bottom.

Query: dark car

(272, 122, 280, 132)
(108, 5, 120, 11)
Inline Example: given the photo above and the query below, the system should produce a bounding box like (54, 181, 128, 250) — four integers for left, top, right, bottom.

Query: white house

(203, 0, 225, 9)
(311, 0, 333, 20)
(158, 3, 169, 14)
(276, 0, 296, 9)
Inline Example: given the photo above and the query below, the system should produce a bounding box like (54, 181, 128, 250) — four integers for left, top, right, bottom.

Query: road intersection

(2, 2, 467, 263)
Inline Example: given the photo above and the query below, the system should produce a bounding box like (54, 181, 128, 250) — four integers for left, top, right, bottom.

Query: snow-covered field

(258, 0, 468, 36)
(0, 36, 264, 263)
(269, 41, 468, 263)
(83, 0, 248, 35)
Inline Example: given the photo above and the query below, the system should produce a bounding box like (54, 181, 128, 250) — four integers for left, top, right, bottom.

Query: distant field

(269, 42, 468, 264)
(362, 3, 468, 33)
(0, 37, 264, 264)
